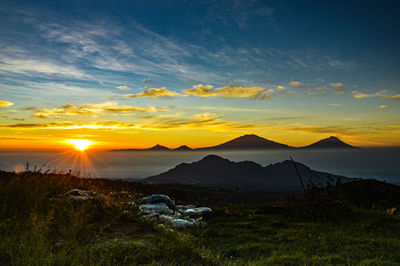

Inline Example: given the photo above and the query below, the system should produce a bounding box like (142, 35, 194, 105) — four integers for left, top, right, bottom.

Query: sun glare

(68, 139, 92, 151)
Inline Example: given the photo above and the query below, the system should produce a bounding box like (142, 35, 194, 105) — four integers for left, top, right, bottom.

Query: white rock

(170, 218, 196, 229)
(181, 207, 212, 217)
(70, 195, 90, 200)
(139, 203, 174, 215)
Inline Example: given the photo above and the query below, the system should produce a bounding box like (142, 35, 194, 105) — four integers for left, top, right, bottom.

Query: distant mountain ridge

(197, 134, 291, 150)
(112, 134, 357, 151)
(300, 136, 357, 149)
(144, 155, 354, 191)
(174, 145, 193, 151)
(115, 144, 170, 151)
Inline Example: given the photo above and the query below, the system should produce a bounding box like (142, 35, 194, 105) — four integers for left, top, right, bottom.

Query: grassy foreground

(1, 171, 400, 265)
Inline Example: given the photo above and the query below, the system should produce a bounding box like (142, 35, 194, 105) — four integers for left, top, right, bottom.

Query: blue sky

(0, 0, 399, 148)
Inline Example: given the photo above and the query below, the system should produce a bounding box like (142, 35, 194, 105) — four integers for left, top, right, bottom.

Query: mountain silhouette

(144, 155, 353, 190)
(148, 144, 170, 151)
(301, 136, 357, 149)
(198, 134, 292, 150)
(112, 134, 357, 151)
(173, 145, 192, 151)
(114, 144, 170, 151)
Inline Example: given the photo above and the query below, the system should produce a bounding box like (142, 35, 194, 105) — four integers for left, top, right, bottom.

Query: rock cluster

(137, 194, 212, 229)
(60, 189, 212, 229)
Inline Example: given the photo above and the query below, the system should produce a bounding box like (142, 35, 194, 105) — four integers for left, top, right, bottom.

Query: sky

(0, 0, 399, 150)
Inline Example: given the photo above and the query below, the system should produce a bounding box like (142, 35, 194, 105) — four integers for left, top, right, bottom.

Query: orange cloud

(0, 112, 263, 132)
(276, 85, 285, 91)
(330, 83, 345, 95)
(32, 101, 159, 118)
(183, 84, 271, 99)
(0, 100, 14, 107)
(140, 112, 264, 130)
(330, 83, 344, 89)
(288, 81, 300, 87)
(116, 85, 129, 90)
(353, 90, 400, 100)
(125, 87, 181, 98)
(0, 121, 137, 129)
(104, 106, 157, 113)
(352, 91, 371, 99)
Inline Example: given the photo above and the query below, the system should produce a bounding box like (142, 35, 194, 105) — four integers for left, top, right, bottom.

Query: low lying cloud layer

(0, 112, 263, 131)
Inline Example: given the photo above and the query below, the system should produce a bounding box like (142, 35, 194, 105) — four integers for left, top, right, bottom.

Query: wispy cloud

(124, 87, 182, 98)
(288, 81, 300, 87)
(116, 85, 129, 90)
(276, 85, 285, 91)
(330, 83, 344, 88)
(353, 90, 400, 100)
(183, 84, 273, 99)
(105, 106, 157, 113)
(35, 21, 222, 83)
(0, 121, 137, 129)
(1, 112, 263, 131)
(330, 82, 345, 95)
(0, 55, 89, 80)
(32, 101, 159, 118)
(196, 106, 275, 112)
(282, 124, 356, 136)
(287, 81, 329, 97)
(141, 112, 263, 130)
(0, 80, 113, 99)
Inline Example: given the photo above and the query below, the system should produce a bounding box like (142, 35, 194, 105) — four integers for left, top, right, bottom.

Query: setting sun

(67, 139, 92, 151)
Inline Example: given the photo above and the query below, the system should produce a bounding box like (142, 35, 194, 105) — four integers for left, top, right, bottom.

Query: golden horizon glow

(67, 139, 92, 151)
(1, 2, 400, 151)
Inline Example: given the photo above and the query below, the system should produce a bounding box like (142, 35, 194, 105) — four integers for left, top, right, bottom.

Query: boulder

(139, 203, 174, 215)
(137, 194, 175, 210)
(181, 207, 212, 217)
(137, 194, 211, 229)
(170, 218, 198, 229)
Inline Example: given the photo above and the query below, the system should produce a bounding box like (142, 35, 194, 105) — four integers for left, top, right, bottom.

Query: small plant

(283, 178, 352, 222)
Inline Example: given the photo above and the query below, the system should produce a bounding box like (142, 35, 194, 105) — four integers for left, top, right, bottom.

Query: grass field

(1, 171, 400, 265)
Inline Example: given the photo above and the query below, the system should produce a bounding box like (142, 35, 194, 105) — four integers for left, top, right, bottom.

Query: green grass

(1, 171, 400, 265)
(195, 205, 400, 264)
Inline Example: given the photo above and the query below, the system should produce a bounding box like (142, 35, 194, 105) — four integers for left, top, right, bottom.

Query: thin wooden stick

(290, 156, 306, 194)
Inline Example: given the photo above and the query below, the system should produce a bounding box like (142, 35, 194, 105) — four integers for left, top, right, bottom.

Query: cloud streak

(353, 90, 400, 100)
(32, 101, 159, 118)
(124, 87, 182, 98)
(140, 112, 263, 130)
(183, 84, 273, 99)
(0, 121, 137, 129)
(0, 100, 14, 107)
(116, 85, 129, 90)
(0, 55, 89, 80)
(0, 112, 264, 131)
